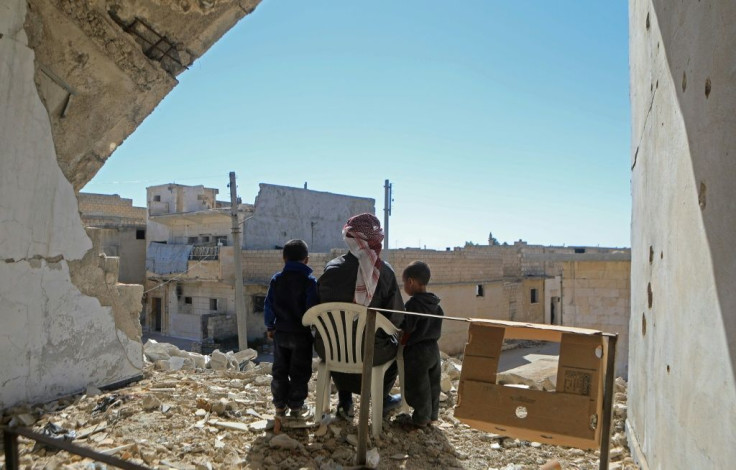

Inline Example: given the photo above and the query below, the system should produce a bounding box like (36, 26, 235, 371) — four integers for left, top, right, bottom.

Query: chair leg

(371, 364, 386, 439)
(397, 346, 410, 414)
(316, 365, 329, 418)
(323, 371, 331, 414)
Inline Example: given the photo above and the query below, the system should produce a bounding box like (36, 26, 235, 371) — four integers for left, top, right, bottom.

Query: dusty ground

(1, 353, 638, 470)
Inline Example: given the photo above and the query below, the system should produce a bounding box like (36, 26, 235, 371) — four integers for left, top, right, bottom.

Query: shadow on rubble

(242, 412, 462, 469)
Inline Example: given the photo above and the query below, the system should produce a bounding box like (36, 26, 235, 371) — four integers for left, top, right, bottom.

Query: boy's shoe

(382, 394, 402, 416)
(289, 405, 314, 420)
(275, 407, 287, 418)
(393, 413, 429, 432)
(336, 401, 354, 420)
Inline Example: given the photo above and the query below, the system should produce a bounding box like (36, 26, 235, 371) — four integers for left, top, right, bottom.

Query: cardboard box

(454, 320, 609, 450)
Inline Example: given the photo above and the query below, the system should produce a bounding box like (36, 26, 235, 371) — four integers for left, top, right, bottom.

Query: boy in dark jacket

(400, 261, 444, 427)
(264, 239, 317, 419)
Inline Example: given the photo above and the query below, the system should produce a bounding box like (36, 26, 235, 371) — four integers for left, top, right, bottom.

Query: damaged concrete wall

(25, 0, 259, 190)
(628, 0, 736, 468)
(244, 184, 376, 253)
(1, 0, 259, 408)
(1, 0, 142, 407)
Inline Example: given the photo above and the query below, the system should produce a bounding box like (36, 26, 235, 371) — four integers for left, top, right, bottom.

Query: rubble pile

(1, 343, 638, 470)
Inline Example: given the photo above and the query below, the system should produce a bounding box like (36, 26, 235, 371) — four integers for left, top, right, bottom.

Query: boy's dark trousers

(403, 340, 441, 424)
(271, 330, 313, 409)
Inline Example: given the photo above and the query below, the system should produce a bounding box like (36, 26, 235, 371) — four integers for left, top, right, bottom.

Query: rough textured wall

(628, 1, 736, 468)
(244, 184, 375, 253)
(0, 0, 142, 408)
(25, 1, 259, 190)
(1, 0, 259, 408)
(78, 193, 147, 225)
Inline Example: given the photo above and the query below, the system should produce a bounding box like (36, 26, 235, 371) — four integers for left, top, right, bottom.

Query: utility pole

(383, 179, 392, 251)
(229, 172, 248, 350)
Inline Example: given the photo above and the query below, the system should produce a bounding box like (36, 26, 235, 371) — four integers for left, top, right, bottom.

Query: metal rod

(371, 307, 471, 323)
(383, 180, 391, 251)
(61, 93, 72, 118)
(370, 307, 618, 338)
(356, 308, 377, 466)
(3, 428, 19, 470)
(599, 334, 618, 470)
(1, 426, 147, 470)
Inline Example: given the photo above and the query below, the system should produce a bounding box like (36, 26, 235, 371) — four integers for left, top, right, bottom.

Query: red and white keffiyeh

(343, 213, 384, 306)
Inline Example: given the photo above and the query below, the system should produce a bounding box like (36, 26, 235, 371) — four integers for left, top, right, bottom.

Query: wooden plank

(455, 381, 598, 445)
(598, 335, 618, 470)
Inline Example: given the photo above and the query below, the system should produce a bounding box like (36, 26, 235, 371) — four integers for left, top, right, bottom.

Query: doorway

(152, 297, 162, 332)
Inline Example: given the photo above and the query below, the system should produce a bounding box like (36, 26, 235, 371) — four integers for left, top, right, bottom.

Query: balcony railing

(189, 245, 219, 260)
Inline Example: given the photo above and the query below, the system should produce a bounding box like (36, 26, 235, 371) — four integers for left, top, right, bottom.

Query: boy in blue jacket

(265, 239, 317, 419)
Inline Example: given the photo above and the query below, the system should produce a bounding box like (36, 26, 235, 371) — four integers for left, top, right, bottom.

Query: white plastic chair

(303, 302, 409, 438)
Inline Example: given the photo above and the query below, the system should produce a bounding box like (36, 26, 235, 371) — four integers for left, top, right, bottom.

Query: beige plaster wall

(628, 1, 736, 468)
(0, 0, 143, 408)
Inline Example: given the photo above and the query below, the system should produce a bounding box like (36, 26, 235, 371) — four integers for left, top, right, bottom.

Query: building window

(184, 297, 192, 304)
(531, 288, 539, 304)
(136, 229, 145, 240)
(187, 236, 198, 244)
(574, 248, 586, 254)
(253, 295, 266, 312)
(476, 284, 484, 297)
(210, 298, 218, 311)
(153, 195, 161, 202)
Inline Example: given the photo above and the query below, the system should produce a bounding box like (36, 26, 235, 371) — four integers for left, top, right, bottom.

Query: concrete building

(143, 183, 251, 347)
(627, 1, 736, 468)
(243, 183, 375, 253)
(78, 193, 147, 285)
(386, 244, 631, 376)
(148, 232, 631, 373)
(143, 182, 375, 351)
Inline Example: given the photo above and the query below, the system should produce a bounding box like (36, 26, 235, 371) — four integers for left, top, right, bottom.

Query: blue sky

(83, 1, 631, 250)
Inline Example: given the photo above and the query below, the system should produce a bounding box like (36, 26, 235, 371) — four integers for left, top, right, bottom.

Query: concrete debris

(0, 350, 639, 470)
(269, 433, 301, 450)
(209, 350, 229, 371)
(443, 360, 462, 380)
(144, 341, 255, 373)
(440, 375, 453, 393)
(233, 348, 258, 364)
(140, 394, 161, 412)
(366, 447, 380, 468)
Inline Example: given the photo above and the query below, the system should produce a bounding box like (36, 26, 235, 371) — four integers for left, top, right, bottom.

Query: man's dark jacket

(315, 252, 404, 393)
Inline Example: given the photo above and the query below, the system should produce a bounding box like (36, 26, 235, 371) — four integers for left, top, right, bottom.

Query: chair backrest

(303, 302, 399, 374)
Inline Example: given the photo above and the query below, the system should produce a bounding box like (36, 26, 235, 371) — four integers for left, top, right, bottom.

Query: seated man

(315, 213, 404, 418)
